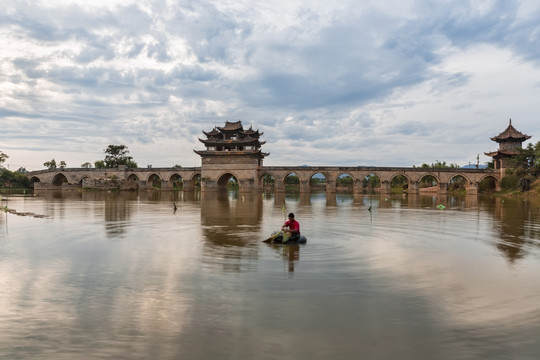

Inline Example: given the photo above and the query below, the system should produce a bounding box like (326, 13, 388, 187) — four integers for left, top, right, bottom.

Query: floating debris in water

(2, 207, 50, 218)
(436, 204, 446, 210)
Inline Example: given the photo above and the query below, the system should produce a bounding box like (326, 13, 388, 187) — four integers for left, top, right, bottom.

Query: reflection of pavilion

(482, 195, 540, 263)
(200, 191, 263, 272)
(488, 197, 539, 263)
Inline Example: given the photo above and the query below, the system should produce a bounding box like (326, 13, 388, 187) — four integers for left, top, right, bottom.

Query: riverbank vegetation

(0, 151, 31, 192)
(0, 168, 31, 192)
(497, 141, 540, 196)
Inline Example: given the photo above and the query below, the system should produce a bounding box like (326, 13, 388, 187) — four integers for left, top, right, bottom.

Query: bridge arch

(29, 176, 41, 188)
(78, 175, 90, 187)
(168, 173, 183, 189)
(147, 173, 162, 189)
(52, 173, 69, 186)
(260, 172, 276, 190)
(479, 174, 499, 192)
(216, 172, 239, 190)
(185, 172, 201, 191)
(283, 172, 300, 186)
(418, 173, 440, 191)
(190, 172, 201, 182)
(390, 174, 410, 192)
(363, 173, 381, 192)
(449, 174, 469, 192)
(336, 172, 354, 191)
(310, 172, 327, 190)
(126, 173, 140, 189)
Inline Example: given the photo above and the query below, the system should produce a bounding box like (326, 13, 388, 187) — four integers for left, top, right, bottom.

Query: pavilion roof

(490, 119, 531, 142)
(242, 126, 263, 137)
(203, 128, 221, 137)
(484, 149, 520, 158)
(217, 120, 243, 132)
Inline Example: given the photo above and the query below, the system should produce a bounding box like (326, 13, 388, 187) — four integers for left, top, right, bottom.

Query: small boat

(263, 231, 307, 244)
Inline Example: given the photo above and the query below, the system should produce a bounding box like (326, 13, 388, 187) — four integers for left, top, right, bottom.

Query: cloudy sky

(1, 0, 540, 171)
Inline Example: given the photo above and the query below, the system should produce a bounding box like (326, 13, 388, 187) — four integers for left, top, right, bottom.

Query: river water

(1, 190, 540, 359)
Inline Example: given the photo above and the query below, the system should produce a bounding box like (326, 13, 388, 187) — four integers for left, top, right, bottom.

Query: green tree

(263, 174, 274, 186)
(102, 145, 138, 168)
(81, 162, 92, 168)
(419, 175, 437, 188)
(227, 177, 238, 189)
(0, 151, 8, 167)
(94, 160, 105, 168)
(59, 160, 67, 169)
(284, 174, 299, 184)
(336, 175, 353, 187)
(449, 175, 466, 191)
(44, 159, 57, 169)
(419, 160, 460, 169)
(363, 174, 380, 188)
(511, 141, 540, 177)
(310, 173, 326, 185)
(0, 168, 31, 189)
(391, 175, 408, 193)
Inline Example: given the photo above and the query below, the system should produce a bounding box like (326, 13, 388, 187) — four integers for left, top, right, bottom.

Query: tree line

(41, 145, 138, 169)
(503, 141, 540, 192)
(0, 151, 30, 189)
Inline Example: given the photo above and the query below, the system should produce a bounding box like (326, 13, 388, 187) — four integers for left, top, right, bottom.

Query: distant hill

(462, 164, 488, 169)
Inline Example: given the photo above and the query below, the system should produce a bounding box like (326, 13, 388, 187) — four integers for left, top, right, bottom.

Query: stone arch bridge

(28, 166, 202, 191)
(259, 166, 498, 195)
(27, 165, 498, 195)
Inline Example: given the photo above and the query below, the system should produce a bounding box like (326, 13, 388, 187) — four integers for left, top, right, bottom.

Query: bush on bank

(500, 174, 520, 191)
(0, 168, 31, 190)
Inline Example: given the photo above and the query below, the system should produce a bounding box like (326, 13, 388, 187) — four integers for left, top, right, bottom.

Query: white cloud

(1, 0, 540, 170)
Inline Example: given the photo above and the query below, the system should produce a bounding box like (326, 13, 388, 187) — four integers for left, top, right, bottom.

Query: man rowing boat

(281, 212, 300, 243)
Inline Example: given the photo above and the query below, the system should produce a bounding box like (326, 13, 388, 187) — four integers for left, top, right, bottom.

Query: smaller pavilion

(485, 119, 531, 172)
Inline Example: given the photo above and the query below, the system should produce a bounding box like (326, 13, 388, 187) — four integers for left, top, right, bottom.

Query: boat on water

(263, 231, 307, 244)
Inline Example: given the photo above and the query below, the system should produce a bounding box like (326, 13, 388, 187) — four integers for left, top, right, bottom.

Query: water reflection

(267, 243, 301, 273)
(489, 196, 540, 263)
(2, 190, 540, 359)
(21, 190, 540, 267)
(200, 191, 263, 272)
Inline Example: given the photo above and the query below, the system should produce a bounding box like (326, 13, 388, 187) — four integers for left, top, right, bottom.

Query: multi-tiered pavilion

(485, 119, 531, 175)
(195, 120, 269, 190)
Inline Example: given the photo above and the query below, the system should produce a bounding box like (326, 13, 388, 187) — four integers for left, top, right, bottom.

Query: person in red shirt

(282, 213, 300, 242)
